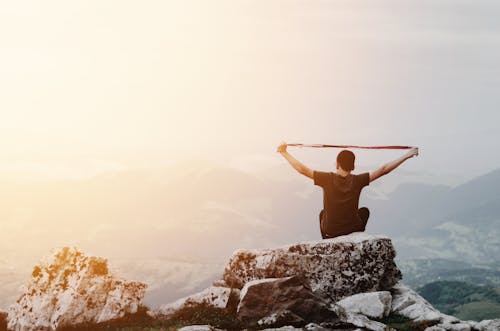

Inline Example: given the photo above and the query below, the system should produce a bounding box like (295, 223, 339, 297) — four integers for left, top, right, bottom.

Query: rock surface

(155, 286, 232, 317)
(330, 304, 388, 331)
(336, 291, 392, 319)
(177, 326, 223, 331)
(475, 319, 500, 331)
(223, 233, 402, 301)
(237, 276, 336, 324)
(7, 247, 146, 331)
(391, 282, 457, 323)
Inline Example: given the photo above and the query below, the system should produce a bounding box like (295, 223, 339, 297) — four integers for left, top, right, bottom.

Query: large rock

(8, 247, 146, 331)
(223, 233, 401, 301)
(237, 276, 337, 325)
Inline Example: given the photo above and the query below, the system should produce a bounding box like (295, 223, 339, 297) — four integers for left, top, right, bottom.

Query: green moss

(57, 303, 257, 331)
(377, 313, 438, 331)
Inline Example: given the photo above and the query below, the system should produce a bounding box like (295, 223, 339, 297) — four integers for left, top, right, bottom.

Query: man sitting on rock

(277, 142, 419, 239)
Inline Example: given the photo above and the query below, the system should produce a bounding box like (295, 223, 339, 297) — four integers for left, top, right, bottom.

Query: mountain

(382, 169, 500, 263)
(1, 162, 499, 311)
(397, 258, 500, 289)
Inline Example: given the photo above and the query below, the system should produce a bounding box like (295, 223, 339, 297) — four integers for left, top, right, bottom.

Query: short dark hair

(337, 150, 355, 171)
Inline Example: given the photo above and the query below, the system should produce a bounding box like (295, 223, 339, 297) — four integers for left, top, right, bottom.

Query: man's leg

(357, 207, 370, 231)
(319, 209, 327, 239)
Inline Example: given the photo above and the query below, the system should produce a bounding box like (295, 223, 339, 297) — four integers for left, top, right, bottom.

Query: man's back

(313, 171, 370, 237)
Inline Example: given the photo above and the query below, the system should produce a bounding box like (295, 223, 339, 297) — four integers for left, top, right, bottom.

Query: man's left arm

(277, 142, 314, 179)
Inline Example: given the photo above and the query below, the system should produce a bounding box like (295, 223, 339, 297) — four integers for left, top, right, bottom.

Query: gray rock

(154, 286, 232, 317)
(237, 276, 337, 325)
(260, 327, 302, 331)
(424, 327, 446, 331)
(425, 322, 472, 331)
(177, 326, 223, 331)
(391, 282, 451, 322)
(258, 310, 304, 327)
(330, 304, 389, 331)
(431, 323, 471, 331)
(336, 291, 392, 319)
(223, 233, 402, 302)
(475, 319, 500, 331)
(303, 323, 331, 331)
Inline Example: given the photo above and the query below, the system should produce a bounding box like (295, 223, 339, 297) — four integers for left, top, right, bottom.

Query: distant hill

(381, 168, 500, 263)
(417, 280, 500, 321)
(397, 258, 500, 288)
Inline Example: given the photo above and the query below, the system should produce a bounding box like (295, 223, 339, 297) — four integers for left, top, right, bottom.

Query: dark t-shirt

(313, 171, 370, 237)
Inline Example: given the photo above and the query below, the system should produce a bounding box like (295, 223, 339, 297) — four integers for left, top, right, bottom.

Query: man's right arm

(369, 147, 419, 183)
(277, 142, 314, 179)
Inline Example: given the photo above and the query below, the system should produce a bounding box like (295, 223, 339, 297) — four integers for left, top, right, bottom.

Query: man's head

(336, 150, 355, 172)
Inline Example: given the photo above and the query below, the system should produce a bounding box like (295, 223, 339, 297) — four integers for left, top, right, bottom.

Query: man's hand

(277, 142, 313, 179)
(277, 142, 287, 154)
(405, 147, 419, 159)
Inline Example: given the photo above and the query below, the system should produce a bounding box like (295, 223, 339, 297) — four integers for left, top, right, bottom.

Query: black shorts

(319, 207, 370, 239)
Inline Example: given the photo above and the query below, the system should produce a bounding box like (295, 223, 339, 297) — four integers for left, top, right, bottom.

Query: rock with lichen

(223, 232, 402, 302)
(7, 247, 146, 331)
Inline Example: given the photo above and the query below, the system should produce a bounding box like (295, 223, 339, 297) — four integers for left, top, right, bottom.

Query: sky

(1, 0, 500, 181)
(1, 3, 500, 305)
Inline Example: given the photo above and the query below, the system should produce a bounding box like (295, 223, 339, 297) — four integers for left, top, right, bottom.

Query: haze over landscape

(1, 0, 500, 318)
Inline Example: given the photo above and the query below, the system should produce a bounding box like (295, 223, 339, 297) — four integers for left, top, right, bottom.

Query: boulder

(154, 286, 233, 317)
(7, 247, 146, 331)
(336, 291, 392, 319)
(237, 276, 337, 325)
(223, 233, 401, 302)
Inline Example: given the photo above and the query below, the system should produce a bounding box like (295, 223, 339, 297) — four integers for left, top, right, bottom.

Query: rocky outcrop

(223, 233, 402, 302)
(9, 234, 499, 331)
(7, 247, 146, 331)
(163, 233, 500, 330)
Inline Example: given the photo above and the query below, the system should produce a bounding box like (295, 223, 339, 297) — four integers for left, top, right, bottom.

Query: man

(277, 142, 419, 239)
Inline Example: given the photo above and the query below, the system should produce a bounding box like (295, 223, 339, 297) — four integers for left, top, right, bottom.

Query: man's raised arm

(369, 147, 419, 183)
(277, 142, 314, 179)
